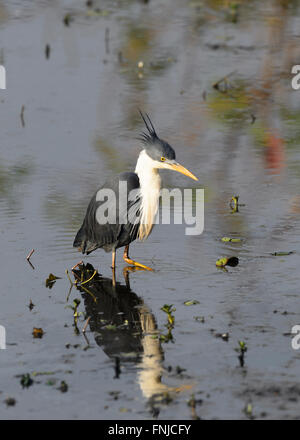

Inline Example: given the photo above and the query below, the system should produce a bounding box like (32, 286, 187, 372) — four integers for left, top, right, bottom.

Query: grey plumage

(73, 172, 141, 254)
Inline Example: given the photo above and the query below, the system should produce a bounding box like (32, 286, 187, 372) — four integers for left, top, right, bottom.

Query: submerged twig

(20, 105, 25, 127)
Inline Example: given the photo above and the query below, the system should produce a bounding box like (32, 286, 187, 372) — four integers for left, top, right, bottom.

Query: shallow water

(1, 0, 300, 420)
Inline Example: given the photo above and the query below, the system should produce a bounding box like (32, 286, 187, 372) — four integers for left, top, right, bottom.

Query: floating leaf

(229, 195, 244, 213)
(5, 397, 16, 406)
(216, 257, 228, 267)
(20, 373, 33, 389)
(271, 251, 294, 256)
(184, 300, 200, 306)
(58, 381, 68, 393)
(32, 327, 44, 339)
(221, 237, 242, 242)
(216, 257, 239, 267)
(63, 13, 73, 27)
(45, 273, 61, 289)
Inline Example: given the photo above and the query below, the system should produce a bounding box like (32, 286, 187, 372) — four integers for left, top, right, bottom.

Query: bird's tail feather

(73, 227, 87, 253)
(73, 227, 100, 255)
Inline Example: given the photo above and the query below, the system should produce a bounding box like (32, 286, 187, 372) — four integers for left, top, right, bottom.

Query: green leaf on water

(216, 257, 239, 267)
(20, 373, 33, 389)
(161, 304, 176, 314)
(221, 237, 242, 242)
(216, 257, 229, 267)
(59, 381, 68, 393)
(184, 300, 200, 306)
(45, 273, 61, 288)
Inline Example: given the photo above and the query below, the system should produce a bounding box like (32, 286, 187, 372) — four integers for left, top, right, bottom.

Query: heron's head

(139, 111, 198, 181)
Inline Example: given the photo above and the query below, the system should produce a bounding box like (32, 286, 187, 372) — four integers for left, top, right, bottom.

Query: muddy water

(1, 0, 300, 420)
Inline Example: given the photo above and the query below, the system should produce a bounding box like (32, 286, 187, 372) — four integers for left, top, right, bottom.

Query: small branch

(26, 249, 34, 261)
(65, 269, 74, 286)
(72, 260, 83, 271)
(82, 316, 91, 333)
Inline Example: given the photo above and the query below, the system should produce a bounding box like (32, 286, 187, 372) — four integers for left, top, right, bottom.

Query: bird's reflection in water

(73, 263, 191, 417)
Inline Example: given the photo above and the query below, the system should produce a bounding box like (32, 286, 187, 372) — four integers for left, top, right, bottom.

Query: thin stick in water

(26, 249, 34, 261)
(82, 316, 91, 333)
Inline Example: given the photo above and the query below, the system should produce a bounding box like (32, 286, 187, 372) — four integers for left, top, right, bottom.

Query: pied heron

(73, 112, 198, 271)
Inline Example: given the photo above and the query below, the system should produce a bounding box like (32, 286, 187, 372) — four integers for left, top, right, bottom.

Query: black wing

(73, 172, 141, 254)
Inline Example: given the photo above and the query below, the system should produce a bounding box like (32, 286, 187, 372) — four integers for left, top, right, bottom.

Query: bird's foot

(123, 257, 153, 271)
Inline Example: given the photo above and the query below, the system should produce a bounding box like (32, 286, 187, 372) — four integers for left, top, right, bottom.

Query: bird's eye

(161, 157, 166, 162)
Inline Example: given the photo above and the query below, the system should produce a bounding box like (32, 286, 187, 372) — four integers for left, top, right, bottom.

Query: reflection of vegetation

(0, 161, 32, 195)
(208, 80, 250, 125)
(281, 108, 300, 149)
(159, 304, 176, 343)
(65, 298, 83, 335)
(43, 191, 87, 229)
(121, 26, 152, 63)
(94, 136, 130, 174)
(0, 160, 33, 214)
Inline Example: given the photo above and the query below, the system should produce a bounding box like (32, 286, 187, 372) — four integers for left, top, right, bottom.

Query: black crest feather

(138, 110, 158, 144)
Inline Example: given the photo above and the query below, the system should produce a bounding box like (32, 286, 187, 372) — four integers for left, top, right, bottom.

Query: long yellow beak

(168, 162, 198, 181)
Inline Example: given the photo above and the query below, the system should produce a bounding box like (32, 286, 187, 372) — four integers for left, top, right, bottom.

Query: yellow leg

(111, 249, 116, 269)
(123, 245, 153, 271)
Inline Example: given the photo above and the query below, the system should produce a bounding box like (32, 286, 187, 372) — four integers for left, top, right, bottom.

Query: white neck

(135, 150, 161, 240)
